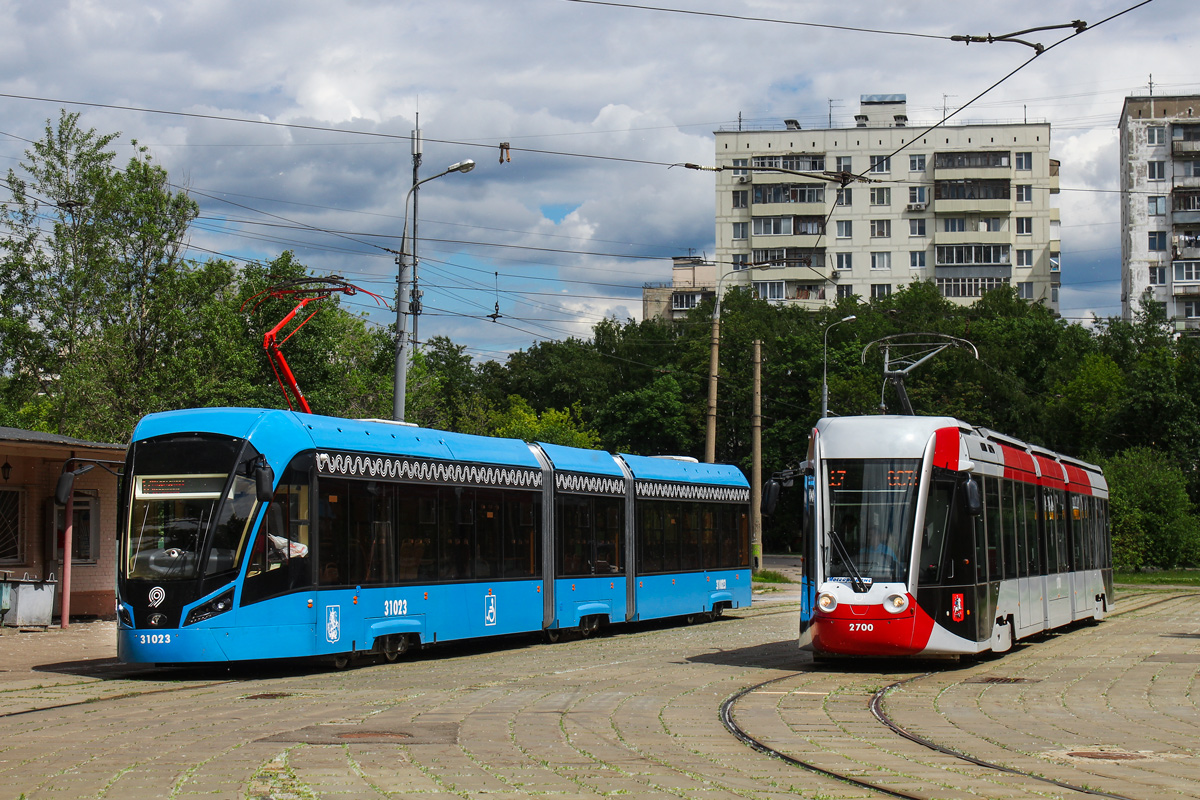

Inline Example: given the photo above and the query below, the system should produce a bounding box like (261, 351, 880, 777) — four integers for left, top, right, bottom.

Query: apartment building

(683, 94, 1060, 314)
(1119, 95, 1200, 330)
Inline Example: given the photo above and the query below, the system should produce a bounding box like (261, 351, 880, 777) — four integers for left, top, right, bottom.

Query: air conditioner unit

(906, 202, 927, 211)
(736, 176, 750, 184)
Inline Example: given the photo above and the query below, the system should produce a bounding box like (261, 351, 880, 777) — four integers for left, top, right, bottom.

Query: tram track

(0, 679, 239, 720)
(719, 590, 1195, 800)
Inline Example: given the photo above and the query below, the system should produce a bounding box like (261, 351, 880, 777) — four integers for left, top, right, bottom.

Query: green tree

(492, 396, 600, 449)
(1099, 447, 1200, 570)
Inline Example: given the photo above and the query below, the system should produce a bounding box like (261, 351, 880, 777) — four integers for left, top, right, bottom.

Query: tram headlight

(883, 593, 909, 614)
(183, 588, 235, 626)
(817, 592, 838, 613)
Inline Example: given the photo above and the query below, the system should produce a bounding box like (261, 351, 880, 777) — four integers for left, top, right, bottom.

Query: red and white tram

(793, 415, 1112, 657)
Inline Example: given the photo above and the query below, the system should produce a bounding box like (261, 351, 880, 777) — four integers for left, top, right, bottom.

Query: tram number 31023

(384, 599, 409, 616)
(847, 623, 874, 633)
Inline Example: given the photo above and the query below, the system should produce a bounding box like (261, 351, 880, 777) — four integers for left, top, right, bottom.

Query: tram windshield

(124, 437, 262, 580)
(824, 458, 919, 584)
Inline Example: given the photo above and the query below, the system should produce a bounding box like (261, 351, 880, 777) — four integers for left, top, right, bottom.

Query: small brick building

(0, 427, 126, 620)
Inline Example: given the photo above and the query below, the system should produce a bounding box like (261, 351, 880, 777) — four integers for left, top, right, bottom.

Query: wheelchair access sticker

(484, 594, 497, 627)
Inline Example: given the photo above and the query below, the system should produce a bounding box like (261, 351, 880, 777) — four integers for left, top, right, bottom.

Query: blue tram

(116, 408, 751, 665)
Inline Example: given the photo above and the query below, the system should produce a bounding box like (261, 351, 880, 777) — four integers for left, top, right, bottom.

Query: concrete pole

(61, 482, 72, 629)
(751, 339, 762, 572)
(704, 314, 720, 463)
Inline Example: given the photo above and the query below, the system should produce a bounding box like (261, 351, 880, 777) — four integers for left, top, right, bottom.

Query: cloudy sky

(0, 0, 1193, 361)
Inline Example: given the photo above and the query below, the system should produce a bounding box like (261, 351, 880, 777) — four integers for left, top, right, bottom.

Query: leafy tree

(1098, 447, 1200, 569)
(492, 396, 600, 449)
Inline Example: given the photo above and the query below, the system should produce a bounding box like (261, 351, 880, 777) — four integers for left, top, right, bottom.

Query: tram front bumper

(811, 599, 934, 656)
(118, 626, 230, 664)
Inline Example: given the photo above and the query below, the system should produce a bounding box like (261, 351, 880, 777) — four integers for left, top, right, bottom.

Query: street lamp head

(448, 159, 476, 174)
(841, 314, 857, 323)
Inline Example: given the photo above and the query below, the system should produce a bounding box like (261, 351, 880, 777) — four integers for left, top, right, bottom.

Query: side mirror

(963, 476, 982, 517)
(761, 479, 781, 516)
(254, 461, 275, 503)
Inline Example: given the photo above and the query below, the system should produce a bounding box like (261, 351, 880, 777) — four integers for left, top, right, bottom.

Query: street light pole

(394, 158, 475, 422)
(822, 314, 856, 417)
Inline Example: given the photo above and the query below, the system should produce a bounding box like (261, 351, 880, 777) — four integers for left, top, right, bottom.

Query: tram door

(1017, 482, 1040, 631)
(798, 474, 816, 647)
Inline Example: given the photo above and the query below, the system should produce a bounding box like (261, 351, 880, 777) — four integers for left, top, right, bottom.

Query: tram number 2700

(847, 623, 874, 632)
(384, 599, 409, 616)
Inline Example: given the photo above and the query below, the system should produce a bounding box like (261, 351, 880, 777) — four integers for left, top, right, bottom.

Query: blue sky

(0, 0, 1193, 358)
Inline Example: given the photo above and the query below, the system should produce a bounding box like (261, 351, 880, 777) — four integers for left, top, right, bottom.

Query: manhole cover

(1067, 751, 1148, 761)
(965, 676, 1041, 684)
(336, 731, 412, 741)
(244, 692, 293, 700)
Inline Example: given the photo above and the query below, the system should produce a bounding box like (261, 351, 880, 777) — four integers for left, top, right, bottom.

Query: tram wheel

(383, 634, 409, 662)
(578, 616, 596, 638)
(333, 654, 351, 670)
(543, 628, 561, 644)
(685, 614, 697, 625)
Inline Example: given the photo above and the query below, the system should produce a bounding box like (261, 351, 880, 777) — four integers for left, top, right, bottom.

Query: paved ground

(0, 577, 1196, 800)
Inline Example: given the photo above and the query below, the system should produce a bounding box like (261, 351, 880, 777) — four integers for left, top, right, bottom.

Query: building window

(1149, 265, 1166, 285)
(753, 281, 785, 301)
(909, 218, 926, 237)
(1016, 184, 1033, 202)
(753, 184, 824, 204)
(836, 156, 852, 172)
(936, 152, 1011, 169)
(1016, 217, 1033, 235)
(910, 251, 926, 268)
(869, 155, 891, 173)
(732, 254, 749, 270)
(934, 179, 1011, 200)
(732, 190, 748, 209)
(837, 284, 854, 300)
(944, 217, 965, 233)
(870, 283, 892, 299)
(836, 220, 852, 239)
(753, 216, 793, 236)
(732, 158, 749, 176)
(1148, 161, 1166, 181)
(732, 222, 748, 240)
(672, 292, 702, 310)
(908, 186, 927, 204)
(1148, 126, 1166, 145)
(836, 188, 852, 206)
(1148, 231, 1167, 251)
(870, 187, 891, 206)
(1016, 249, 1032, 267)
(871, 252, 891, 270)
(1017, 282, 1034, 300)
(937, 276, 1009, 297)
(1050, 254, 1060, 272)
(909, 154, 926, 171)
(0, 489, 20, 562)
(1148, 196, 1167, 215)
(982, 218, 1003, 232)
(935, 245, 1011, 266)
(1015, 152, 1032, 171)
(1176, 193, 1200, 212)
(1185, 300, 1200, 318)
(870, 219, 891, 238)
(836, 253, 852, 270)
(1188, 161, 1200, 179)
(753, 154, 825, 171)
(1175, 261, 1200, 281)
(752, 249, 786, 267)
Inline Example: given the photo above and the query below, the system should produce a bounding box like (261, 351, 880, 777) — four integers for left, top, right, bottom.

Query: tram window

(702, 508, 719, 570)
(680, 505, 703, 571)
(503, 494, 540, 578)
(984, 477, 1002, 581)
(558, 496, 591, 576)
(1001, 479, 1017, 580)
(1014, 481, 1027, 578)
(475, 490, 503, 578)
(242, 463, 313, 605)
(1056, 492, 1069, 572)
(318, 479, 349, 586)
(663, 504, 682, 572)
(594, 497, 623, 574)
(920, 481, 953, 583)
(1024, 487, 1041, 576)
(346, 481, 396, 586)
(638, 504, 665, 573)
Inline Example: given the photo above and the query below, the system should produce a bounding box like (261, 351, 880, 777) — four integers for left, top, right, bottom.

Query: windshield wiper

(828, 529, 868, 593)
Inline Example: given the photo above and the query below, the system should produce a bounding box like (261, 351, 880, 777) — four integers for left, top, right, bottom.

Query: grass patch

(1114, 570, 1200, 587)
(753, 569, 795, 584)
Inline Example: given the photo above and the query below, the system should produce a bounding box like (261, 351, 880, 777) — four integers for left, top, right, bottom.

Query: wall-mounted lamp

(1, 458, 11, 482)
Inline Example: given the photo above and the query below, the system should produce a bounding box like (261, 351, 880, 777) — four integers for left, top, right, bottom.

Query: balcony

(751, 201, 826, 217)
(934, 229, 1011, 245)
(934, 197, 1012, 214)
(1172, 139, 1200, 158)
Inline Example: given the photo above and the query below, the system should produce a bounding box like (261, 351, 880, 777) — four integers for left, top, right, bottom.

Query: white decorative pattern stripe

(555, 472, 626, 496)
(635, 480, 750, 503)
(316, 451, 541, 489)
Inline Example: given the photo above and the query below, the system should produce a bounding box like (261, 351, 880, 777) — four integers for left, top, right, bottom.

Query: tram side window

(1001, 479, 1017, 580)
(1014, 481, 1027, 578)
(396, 486, 439, 582)
(242, 461, 314, 605)
(681, 505, 702, 571)
(503, 493, 540, 578)
(919, 480, 953, 583)
(1054, 490, 1069, 572)
(558, 496, 591, 576)
(558, 495, 624, 577)
(318, 479, 350, 585)
(594, 497, 623, 574)
(346, 481, 396, 586)
(984, 477, 1002, 581)
(1024, 485, 1041, 576)
(724, 505, 750, 568)
(638, 503, 666, 573)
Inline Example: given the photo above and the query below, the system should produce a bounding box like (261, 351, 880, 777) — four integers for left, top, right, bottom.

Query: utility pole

(828, 98, 842, 128)
(751, 340, 762, 572)
(411, 117, 423, 347)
